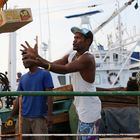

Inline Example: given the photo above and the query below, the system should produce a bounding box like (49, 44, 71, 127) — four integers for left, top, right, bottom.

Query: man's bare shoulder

(80, 52, 95, 62)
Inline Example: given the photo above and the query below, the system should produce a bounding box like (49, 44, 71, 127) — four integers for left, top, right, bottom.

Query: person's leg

(15, 117, 32, 140)
(31, 118, 49, 140)
(77, 120, 100, 140)
(69, 103, 78, 140)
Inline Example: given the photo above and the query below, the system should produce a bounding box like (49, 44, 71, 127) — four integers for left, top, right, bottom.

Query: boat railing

(0, 90, 140, 140)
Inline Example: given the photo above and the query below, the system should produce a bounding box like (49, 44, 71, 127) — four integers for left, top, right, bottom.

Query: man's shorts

(77, 119, 100, 140)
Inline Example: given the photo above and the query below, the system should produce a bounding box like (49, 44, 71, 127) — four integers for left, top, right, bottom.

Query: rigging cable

(38, 0, 42, 43)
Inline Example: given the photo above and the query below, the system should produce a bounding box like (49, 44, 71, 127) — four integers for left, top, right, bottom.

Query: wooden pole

(18, 96, 22, 140)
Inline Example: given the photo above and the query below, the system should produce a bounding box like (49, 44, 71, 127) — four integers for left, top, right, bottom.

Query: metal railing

(0, 90, 140, 140)
(1, 90, 140, 96)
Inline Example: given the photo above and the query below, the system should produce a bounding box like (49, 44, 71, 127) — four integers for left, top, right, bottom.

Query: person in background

(126, 77, 139, 91)
(16, 72, 22, 89)
(136, 71, 140, 90)
(21, 27, 101, 140)
(7, 46, 54, 140)
(16, 72, 22, 83)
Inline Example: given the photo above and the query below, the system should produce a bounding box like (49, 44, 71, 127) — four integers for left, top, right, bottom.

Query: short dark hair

(127, 78, 138, 91)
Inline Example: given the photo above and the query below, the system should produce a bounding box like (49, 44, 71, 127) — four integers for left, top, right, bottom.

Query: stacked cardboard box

(0, 8, 33, 33)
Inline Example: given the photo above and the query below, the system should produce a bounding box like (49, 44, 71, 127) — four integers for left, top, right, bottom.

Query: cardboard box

(0, 8, 33, 33)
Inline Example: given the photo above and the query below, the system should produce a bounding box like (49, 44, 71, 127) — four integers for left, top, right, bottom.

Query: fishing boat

(65, 0, 140, 89)
(0, 0, 140, 139)
(0, 0, 139, 90)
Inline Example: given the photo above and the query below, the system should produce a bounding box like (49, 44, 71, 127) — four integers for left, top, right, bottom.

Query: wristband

(47, 63, 51, 71)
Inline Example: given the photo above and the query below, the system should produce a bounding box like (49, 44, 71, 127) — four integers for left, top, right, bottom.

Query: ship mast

(93, 0, 135, 34)
(46, 0, 51, 60)
(8, 32, 17, 91)
(40, 0, 51, 60)
(116, 0, 123, 65)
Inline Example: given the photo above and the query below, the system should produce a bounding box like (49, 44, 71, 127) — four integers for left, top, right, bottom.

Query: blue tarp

(131, 52, 140, 64)
(99, 107, 139, 134)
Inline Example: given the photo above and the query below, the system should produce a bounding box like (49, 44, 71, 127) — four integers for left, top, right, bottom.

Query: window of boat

(94, 74, 100, 85)
(113, 53, 118, 61)
(58, 75, 66, 85)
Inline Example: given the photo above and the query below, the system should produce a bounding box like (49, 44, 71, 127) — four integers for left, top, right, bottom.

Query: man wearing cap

(21, 27, 101, 140)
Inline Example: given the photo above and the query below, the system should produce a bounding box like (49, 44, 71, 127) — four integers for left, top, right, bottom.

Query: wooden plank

(53, 85, 73, 91)
(97, 87, 138, 108)
(53, 84, 73, 101)
(53, 96, 73, 101)
(100, 96, 137, 104)
(53, 112, 69, 124)
(100, 96, 137, 108)
(101, 102, 137, 108)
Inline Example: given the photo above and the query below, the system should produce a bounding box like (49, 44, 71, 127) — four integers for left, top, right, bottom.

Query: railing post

(18, 96, 22, 140)
(0, 118, 1, 140)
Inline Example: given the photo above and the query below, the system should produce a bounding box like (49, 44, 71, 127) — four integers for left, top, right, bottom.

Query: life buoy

(108, 72, 119, 85)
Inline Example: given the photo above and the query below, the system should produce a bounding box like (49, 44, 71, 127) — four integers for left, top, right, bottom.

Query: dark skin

(21, 32, 95, 83)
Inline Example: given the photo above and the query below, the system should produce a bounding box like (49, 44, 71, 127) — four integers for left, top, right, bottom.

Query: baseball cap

(71, 27, 93, 38)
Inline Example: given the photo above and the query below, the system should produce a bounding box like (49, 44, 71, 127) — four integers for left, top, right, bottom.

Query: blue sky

(0, 0, 139, 74)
